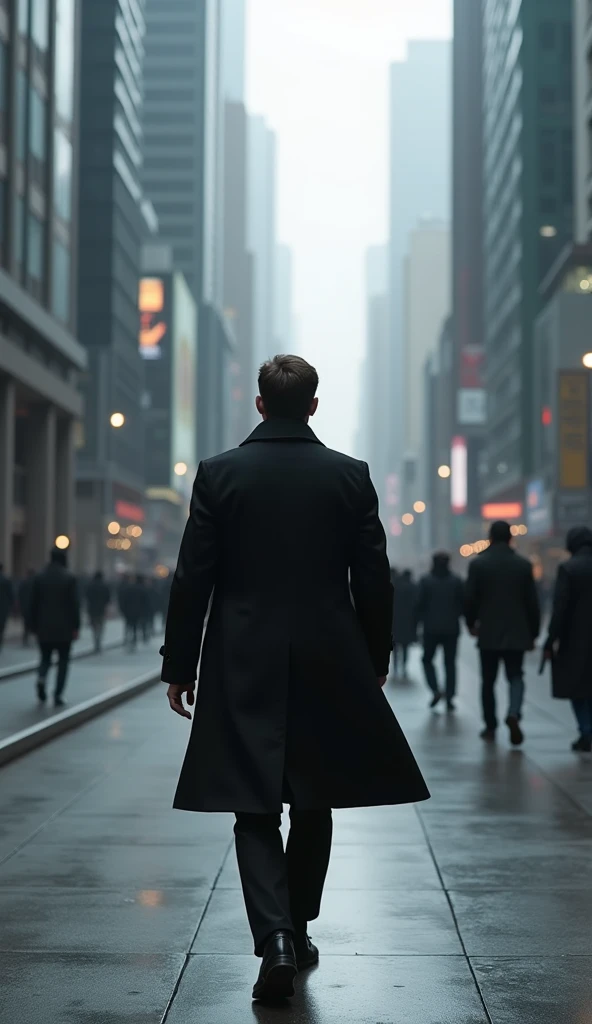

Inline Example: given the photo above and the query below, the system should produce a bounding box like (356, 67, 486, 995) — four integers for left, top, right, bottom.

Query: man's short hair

(489, 520, 512, 544)
(258, 355, 319, 420)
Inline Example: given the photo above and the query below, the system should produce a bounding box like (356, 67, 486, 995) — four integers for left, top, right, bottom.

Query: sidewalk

(0, 635, 591, 1022)
(0, 633, 162, 743)
(0, 618, 126, 677)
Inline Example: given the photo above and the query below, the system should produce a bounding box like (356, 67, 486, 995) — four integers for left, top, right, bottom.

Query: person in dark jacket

(125, 575, 151, 650)
(392, 569, 417, 676)
(86, 571, 111, 653)
(162, 355, 429, 1001)
(29, 548, 80, 706)
(416, 552, 464, 710)
(18, 569, 36, 646)
(465, 520, 540, 746)
(544, 526, 592, 752)
(0, 563, 14, 651)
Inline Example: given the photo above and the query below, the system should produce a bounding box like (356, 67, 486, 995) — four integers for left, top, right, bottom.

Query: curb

(0, 669, 161, 767)
(0, 637, 124, 682)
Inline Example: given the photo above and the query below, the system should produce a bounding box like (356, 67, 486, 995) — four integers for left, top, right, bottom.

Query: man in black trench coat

(162, 355, 429, 1001)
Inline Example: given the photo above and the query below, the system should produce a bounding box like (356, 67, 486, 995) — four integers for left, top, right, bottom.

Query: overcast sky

(247, 0, 452, 453)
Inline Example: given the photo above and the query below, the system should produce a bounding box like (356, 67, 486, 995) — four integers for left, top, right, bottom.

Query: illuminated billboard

(139, 277, 167, 360)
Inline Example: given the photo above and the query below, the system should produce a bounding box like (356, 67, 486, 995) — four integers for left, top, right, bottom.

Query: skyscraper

(248, 115, 277, 376)
(388, 41, 451, 537)
(274, 244, 293, 351)
(0, 0, 85, 573)
(76, 0, 156, 571)
(143, 0, 233, 460)
(481, 0, 573, 501)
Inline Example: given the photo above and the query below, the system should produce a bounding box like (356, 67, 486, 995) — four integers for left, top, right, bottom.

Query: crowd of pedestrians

(0, 555, 172, 706)
(391, 518, 592, 754)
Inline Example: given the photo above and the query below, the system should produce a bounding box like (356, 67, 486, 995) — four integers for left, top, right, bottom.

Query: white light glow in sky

(247, 0, 452, 453)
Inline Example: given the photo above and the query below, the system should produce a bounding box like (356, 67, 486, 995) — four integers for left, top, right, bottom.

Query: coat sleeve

(545, 564, 569, 648)
(349, 463, 393, 676)
(161, 461, 218, 684)
(464, 560, 479, 631)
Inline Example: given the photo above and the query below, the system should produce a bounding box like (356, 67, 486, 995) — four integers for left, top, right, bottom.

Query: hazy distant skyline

(247, 0, 452, 452)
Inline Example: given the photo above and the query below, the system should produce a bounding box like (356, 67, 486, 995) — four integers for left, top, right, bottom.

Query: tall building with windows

(76, 0, 156, 572)
(388, 41, 451, 549)
(0, 0, 85, 574)
(142, 0, 236, 461)
(248, 115, 277, 374)
(481, 0, 573, 502)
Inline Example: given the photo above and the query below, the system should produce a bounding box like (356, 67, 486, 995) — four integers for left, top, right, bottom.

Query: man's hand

(378, 675, 387, 688)
(167, 684, 195, 720)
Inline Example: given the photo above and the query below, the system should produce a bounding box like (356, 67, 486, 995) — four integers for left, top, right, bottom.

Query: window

(0, 40, 6, 143)
(53, 129, 72, 221)
(144, 111, 194, 124)
(16, 71, 27, 163)
(31, 0, 49, 54)
(144, 156, 195, 170)
(14, 198, 25, 274)
(29, 88, 46, 188)
(55, 0, 75, 123)
(18, 0, 29, 36)
(27, 213, 45, 298)
(51, 239, 70, 323)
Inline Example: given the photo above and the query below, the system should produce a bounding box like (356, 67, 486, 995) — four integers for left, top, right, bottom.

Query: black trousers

(38, 641, 72, 698)
(234, 806, 333, 956)
(422, 634, 458, 699)
(479, 650, 525, 730)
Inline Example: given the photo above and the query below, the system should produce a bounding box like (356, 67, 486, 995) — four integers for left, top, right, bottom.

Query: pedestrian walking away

(29, 548, 80, 706)
(416, 552, 464, 710)
(392, 569, 417, 677)
(465, 520, 540, 746)
(162, 355, 429, 1003)
(17, 568, 36, 646)
(85, 571, 111, 653)
(544, 527, 592, 753)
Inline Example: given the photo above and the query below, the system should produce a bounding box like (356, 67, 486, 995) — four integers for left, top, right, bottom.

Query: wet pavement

(0, 631, 163, 742)
(0, 637, 591, 1022)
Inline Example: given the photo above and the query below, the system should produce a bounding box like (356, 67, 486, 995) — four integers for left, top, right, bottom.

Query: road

(0, 636, 590, 1022)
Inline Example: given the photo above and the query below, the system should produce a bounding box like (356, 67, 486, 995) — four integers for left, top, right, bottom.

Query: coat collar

(240, 418, 324, 446)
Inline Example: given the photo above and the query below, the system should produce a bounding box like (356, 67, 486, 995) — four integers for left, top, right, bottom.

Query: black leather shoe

(480, 728, 496, 742)
(294, 932, 319, 971)
(430, 692, 443, 709)
(506, 715, 524, 746)
(36, 682, 46, 703)
(252, 930, 297, 1001)
(572, 735, 592, 753)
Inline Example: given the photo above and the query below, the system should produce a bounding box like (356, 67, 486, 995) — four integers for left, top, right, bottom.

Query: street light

(401, 513, 414, 526)
(413, 500, 426, 514)
(583, 353, 592, 369)
(174, 461, 188, 476)
(110, 412, 125, 428)
(108, 521, 120, 535)
(55, 535, 70, 550)
(438, 465, 451, 479)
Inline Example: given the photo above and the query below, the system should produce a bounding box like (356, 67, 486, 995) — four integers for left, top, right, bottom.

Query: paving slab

(471, 957, 592, 1024)
(0, 951, 184, 1024)
(167, 955, 490, 1024)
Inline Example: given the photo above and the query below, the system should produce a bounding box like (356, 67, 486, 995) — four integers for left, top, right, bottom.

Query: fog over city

(248, 0, 452, 453)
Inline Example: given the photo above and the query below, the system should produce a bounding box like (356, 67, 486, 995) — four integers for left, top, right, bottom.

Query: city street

(0, 638, 590, 1023)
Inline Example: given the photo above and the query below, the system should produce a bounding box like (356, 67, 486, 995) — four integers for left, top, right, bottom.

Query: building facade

(0, 0, 85, 575)
(387, 41, 451, 557)
(142, 0, 236, 462)
(481, 0, 574, 503)
(76, 0, 155, 573)
(451, 0, 486, 546)
(248, 114, 277, 375)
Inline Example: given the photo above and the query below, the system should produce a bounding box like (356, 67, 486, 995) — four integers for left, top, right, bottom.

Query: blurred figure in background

(18, 568, 36, 647)
(125, 575, 150, 651)
(392, 569, 417, 677)
(118, 574, 132, 644)
(544, 527, 592, 753)
(416, 552, 465, 711)
(465, 520, 540, 746)
(144, 578, 158, 639)
(158, 573, 172, 630)
(29, 548, 80, 706)
(0, 563, 13, 651)
(86, 571, 111, 653)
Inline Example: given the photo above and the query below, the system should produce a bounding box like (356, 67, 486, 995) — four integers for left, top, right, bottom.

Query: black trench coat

(161, 418, 429, 814)
(545, 534, 592, 701)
